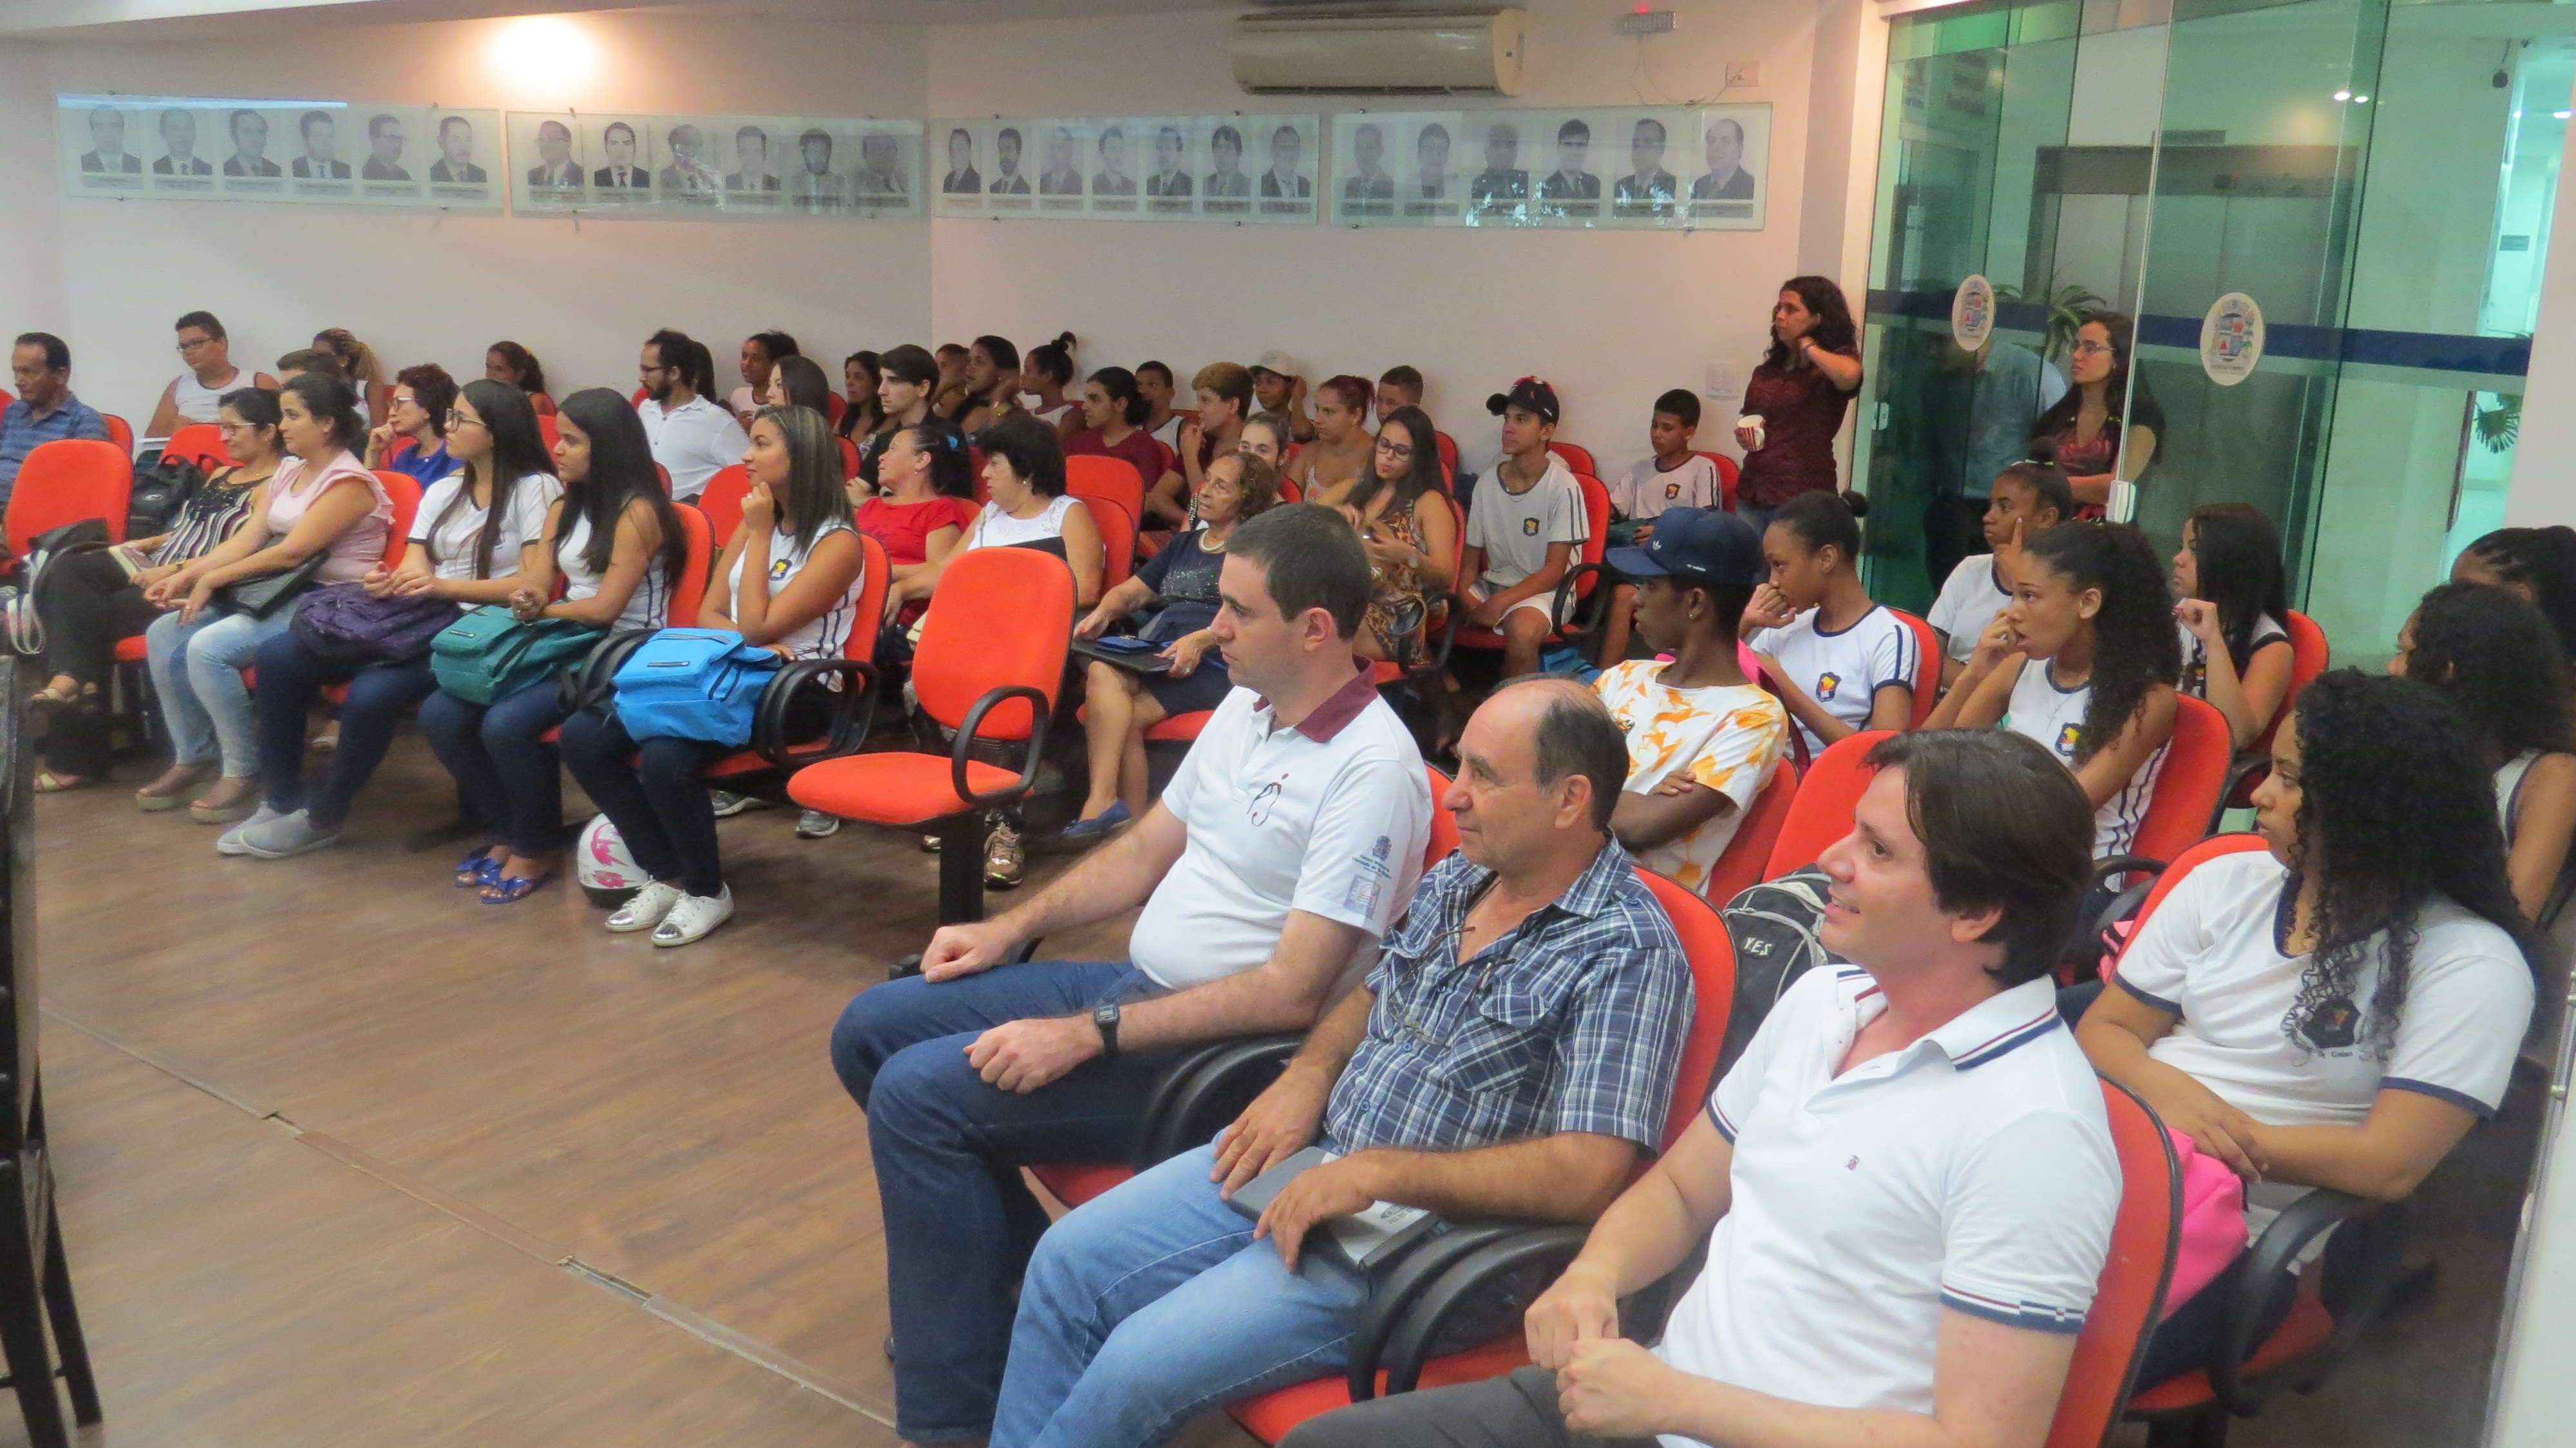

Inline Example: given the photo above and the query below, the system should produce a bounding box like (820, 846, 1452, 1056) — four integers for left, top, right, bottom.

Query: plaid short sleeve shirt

(1323, 839, 1693, 1156)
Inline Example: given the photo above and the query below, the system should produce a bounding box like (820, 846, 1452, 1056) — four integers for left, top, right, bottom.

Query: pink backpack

(2162, 1128, 2251, 1318)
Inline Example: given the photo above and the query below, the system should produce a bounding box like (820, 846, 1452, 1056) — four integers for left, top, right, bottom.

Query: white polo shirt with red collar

(1653, 964, 2119, 1442)
(1128, 664, 1434, 991)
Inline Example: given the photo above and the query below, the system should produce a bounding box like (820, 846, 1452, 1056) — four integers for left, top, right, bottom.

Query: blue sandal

(480, 872, 552, 905)
(455, 850, 503, 889)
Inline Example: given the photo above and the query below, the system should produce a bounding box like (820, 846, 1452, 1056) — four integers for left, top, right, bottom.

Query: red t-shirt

(1064, 427, 1171, 491)
(1738, 345, 1862, 508)
(857, 494, 976, 566)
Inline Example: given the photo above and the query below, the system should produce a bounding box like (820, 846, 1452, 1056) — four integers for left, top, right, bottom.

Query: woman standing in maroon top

(1735, 275, 1864, 531)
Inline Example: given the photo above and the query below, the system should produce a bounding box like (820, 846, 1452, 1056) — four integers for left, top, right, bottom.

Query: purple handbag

(289, 582, 463, 668)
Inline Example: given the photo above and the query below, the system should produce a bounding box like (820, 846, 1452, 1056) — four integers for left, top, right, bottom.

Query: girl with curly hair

(2074, 669, 2530, 1387)
(1930, 519, 2181, 857)
(2452, 524, 2576, 667)
(2172, 501, 2295, 750)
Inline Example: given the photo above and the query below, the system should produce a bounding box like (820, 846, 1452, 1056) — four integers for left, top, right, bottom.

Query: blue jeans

(993, 1143, 1372, 1448)
(145, 601, 300, 776)
(829, 960, 1180, 1443)
(557, 705, 729, 897)
(253, 631, 438, 828)
(420, 681, 573, 858)
(1734, 500, 1777, 538)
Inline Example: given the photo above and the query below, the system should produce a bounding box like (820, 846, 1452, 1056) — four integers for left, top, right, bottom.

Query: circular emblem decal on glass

(1951, 274, 1995, 351)
(2200, 292, 2265, 386)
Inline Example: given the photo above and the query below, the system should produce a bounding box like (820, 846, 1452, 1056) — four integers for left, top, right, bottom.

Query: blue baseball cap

(1603, 508, 1766, 589)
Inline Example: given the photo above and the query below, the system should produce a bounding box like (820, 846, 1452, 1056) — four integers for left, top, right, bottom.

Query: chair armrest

(1345, 1221, 1539, 1402)
(1425, 590, 1466, 676)
(1551, 563, 1610, 646)
(887, 935, 1041, 983)
(2074, 855, 2167, 971)
(2208, 1190, 2408, 1414)
(1377, 1224, 1593, 1395)
(952, 683, 1053, 809)
(1130, 1033, 1304, 1170)
(752, 658, 880, 770)
(2214, 754, 2270, 832)
(555, 625, 659, 714)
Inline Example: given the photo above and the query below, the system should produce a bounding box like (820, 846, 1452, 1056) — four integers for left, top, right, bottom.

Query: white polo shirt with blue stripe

(1652, 965, 2118, 1440)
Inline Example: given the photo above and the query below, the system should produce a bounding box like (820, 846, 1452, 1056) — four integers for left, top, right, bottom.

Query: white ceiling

(0, 0, 1261, 41)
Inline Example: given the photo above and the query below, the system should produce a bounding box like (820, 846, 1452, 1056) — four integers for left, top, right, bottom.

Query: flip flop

(455, 850, 503, 890)
(480, 873, 553, 905)
(33, 770, 91, 794)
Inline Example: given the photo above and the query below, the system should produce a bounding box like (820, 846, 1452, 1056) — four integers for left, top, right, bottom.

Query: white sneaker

(607, 879, 685, 933)
(652, 886, 735, 948)
(796, 809, 842, 839)
(214, 805, 285, 857)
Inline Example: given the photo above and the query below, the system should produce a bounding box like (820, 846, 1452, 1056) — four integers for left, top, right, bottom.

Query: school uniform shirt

(2000, 662, 2166, 858)
(722, 520, 862, 660)
(638, 395, 750, 501)
(2112, 848, 2530, 1240)
(408, 472, 561, 580)
(1656, 966, 2118, 1440)
(1592, 663, 1788, 897)
(1610, 454, 1723, 522)
(1463, 452, 1588, 594)
(2178, 611, 2287, 701)
(1748, 605, 1920, 759)
(1929, 554, 2012, 662)
(555, 509, 672, 632)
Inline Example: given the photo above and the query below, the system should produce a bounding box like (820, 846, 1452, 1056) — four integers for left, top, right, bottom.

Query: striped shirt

(147, 470, 259, 568)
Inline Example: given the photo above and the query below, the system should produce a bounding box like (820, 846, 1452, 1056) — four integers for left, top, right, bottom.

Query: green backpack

(430, 606, 606, 705)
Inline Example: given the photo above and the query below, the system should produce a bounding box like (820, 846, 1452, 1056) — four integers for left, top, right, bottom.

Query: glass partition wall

(1859, 0, 2571, 667)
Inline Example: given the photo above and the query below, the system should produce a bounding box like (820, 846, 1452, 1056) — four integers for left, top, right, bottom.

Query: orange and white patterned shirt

(1592, 662, 1789, 897)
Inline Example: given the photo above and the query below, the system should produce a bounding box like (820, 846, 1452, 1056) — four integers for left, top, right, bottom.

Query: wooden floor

(12, 726, 2541, 1447)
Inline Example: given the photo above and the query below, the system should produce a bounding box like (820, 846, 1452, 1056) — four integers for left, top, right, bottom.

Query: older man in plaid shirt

(987, 678, 1692, 1448)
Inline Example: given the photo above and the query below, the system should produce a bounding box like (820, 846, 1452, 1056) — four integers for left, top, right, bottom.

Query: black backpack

(126, 454, 207, 540)
(1716, 866, 1839, 1074)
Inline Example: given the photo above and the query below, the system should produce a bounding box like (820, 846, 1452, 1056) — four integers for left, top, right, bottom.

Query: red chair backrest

(1703, 763, 1799, 908)
(164, 423, 234, 472)
(2254, 611, 2330, 759)
(1423, 765, 1462, 867)
(1549, 441, 1596, 477)
(835, 434, 861, 482)
(1434, 432, 1459, 473)
(1636, 869, 1738, 1150)
(851, 531, 890, 662)
(2131, 694, 2231, 866)
(537, 413, 560, 452)
(2116, 835, 2268, 964)
(1084, 496, 1135, 591)
(1065, 454, 1146, 525)
(1277, 477, 1303, 504)
(6, 439, 131, 555)
(101, 414, 135, 455)
(824, 390, 846, 424)
(1765, 730, 1893, 879)
(667, 501, 714, 627)
(1571, 471, 1610, 594)
(912, 547, 1075, 737)
(2045, 1077, 2181, 1448)
(630, 386, 650, 408)
(1691, 450, 1741, 513)
(696, 464, 752, 548)
(373, 471, 424, 566)
(1889, 608, 1941, 728)
(654, 463, 672, 495)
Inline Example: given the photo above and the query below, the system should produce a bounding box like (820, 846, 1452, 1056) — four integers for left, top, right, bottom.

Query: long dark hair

(2402, 582, 2573, 767)
(281, 370, 365, 456)
(1087, 367, 1151, 428)
(1763, 275, 1857, 370)
(488, 339, 547, 397)
(431, 379, 556, 579)
(2186, 502, 2289, 667)
(1347, 405, 1446, 524)
(891, 417, 976, 499)
(2459, 525, 2576, 663)
(838, 350, 883, 439)
(555, 387, 687, 583)
(2023, 521, 2179, 765)
(772, 354, 832, 415)
(2033, 310, 2166, 446)
(754, 404, 853, 551)
(2280, 670, 2529, 1058)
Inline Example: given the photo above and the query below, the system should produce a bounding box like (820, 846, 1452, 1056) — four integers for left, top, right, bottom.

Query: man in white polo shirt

(635, 327, 748, 502)
(1287, 729, 2120, 1448)
(830, 503, 1434, 1447)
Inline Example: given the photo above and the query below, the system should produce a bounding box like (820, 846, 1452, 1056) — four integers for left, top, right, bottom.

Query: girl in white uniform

(1742, 490, 1918, 763)
(1931, 520, 2181, 859)
(2172, 502, 2294, 752)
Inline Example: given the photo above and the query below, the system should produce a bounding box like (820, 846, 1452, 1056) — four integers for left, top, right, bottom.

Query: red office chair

(1690, 450, 1741, 513)
(1889, 607, 1941, 727)
(665, 501, 715, 628)
(2217, 611, 2329, 819)
(788, 548, 1075, 924)
(162, 423, 233, 472)
(1547, 441, 1596, 477)
(1086, 496, 1137, 592)
(1764, 730, 1891, 878)
(835, 433, 861, 482)
(2126, 694, 2233, 871)
(100, 414, 134, 455)
(1703, 762, 1799, 908)
(824, 390, 846, 425)
(537, 413, 560, 453)
(1434, 432, 1458, 475)
(630, 386, 650, 408)
(1277, 477, 1303, 504)
(655, 463, 672, 495)
(713, 530, 887, 788)
(2046, 1078, 2183, 1448)
(5, 440, 130, 558)
(1065, 455, 1146, 527)
(696, 464, 752, 548)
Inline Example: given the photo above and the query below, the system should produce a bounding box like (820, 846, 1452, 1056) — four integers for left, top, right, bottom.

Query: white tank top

(556, 508, 672, 632)
(967, 493, 1077, 551)
(722, 519, 862, 660)
(171, 365, 248, 424)
(2000, 659, 2168, 858)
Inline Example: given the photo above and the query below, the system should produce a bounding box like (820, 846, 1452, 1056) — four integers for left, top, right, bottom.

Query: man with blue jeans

(830, 504, 1435, 1446)
(990, 679, 1692, 1448)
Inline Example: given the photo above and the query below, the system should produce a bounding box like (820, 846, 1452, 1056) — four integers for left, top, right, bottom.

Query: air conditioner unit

(1233, 10, 1525, 97)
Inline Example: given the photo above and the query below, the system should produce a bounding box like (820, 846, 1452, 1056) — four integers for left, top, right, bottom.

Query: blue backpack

(609, 629, 783, 747)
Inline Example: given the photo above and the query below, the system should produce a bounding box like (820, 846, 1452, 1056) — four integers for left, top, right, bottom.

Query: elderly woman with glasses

(363, 363, 464, 484)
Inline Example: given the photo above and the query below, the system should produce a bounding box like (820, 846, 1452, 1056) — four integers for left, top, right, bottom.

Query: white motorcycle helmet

(575, 814, 645, 909)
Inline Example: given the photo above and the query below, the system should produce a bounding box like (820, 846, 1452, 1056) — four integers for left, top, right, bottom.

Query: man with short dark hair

(659, 123, 719, 193)
(989, 126, 1030, 195)
(2, 334, 110, 509)
(1472, 120, 1530, 215)
(527, 119, 583, 189)
(80, 106, 140, 174)
(1614, 117, 1676, 218)
(1691, 117, 1756, 201)
(636, 329, 747, 502)
(1343, 122, 1394, 204)
(146, 311, 274, 437)
(992, 677, 1690, 1448)
(594, 121, 648, 191)
(429, 114, 486, 183)
(1286, 728, 2119, 1448)
(829, 503, 1435, 1448)
(726, 125, 777, 191)
(291, 110, 350, 178)
(788, 128, 844, 211)
(154, 109, 211, 176)
(362, 113, 410, 180)
(1376, 365, 1425, 417)
(223, 110, 280, 177)
(1538, 119, 1598, 214)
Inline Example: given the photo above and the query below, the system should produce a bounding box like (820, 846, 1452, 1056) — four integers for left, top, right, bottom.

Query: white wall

(0, 42, 68, 339)
(19, 11, 931, 428)
(923, 0, 1829, 478)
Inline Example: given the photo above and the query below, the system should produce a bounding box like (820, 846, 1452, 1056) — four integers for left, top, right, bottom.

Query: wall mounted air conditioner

(1233, 10, 1526, 97)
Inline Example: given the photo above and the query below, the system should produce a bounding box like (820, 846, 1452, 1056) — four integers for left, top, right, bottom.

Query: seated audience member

(2451, 524, 2576, 669)
(1137, 360, 1185, 452)
(1592, 510, 1789, 897)
(1929, 521, 2180, 859)
(837, 350, 885, 443)
(313, 328, 390, 422)
(1461, 378, 1587, 679)
(2075, 669, 2530, 1387)
(138, 373, 392, 823)
(1251, 350, 1315, 443)
(950, 336, 1025, 435)
(996, 680, 1690, 1448)
(485, 340, 554, 417)
(933, 341, 974, 417)
(2173, 502, 2293, 751)
(1376, 364, 1425, 419)
(859, 418, 978, 631)
(638, 328, 750, 502)
(764, 354, 835, 417)
(1606, 389, 1723, 548)
(732, 331, 799, 423)
(560, 405, 865, 946)
(1024, 333, 1079, 432)
(1, 332, 110, 510)
(363, 364, 462, 484)
(426, 388, 685, 903)
(234, 381, 562, 861)
(1238, 412, 1291, 473)
(858, 344, 940, 490)
(1066, 453, 1282, 839)
(1289, 729, 2116, 1448)
(1284, 375, 1377, 508)
(1927, 455, 2073, 689)
(34, 388, 274, 790)
(1155, 363, 1253, 529)
(147, 310, 278, 437)
(276, 349, 366, 425)
(1063, 367, 1170, 494)
(828, 504, 1433, 1448)
(1739, 491, 1917, 759)
(1346, 404, 1457, 665)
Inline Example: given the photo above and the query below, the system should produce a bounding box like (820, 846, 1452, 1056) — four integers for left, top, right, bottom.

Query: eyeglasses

(1374, 438, 1414, 458)
(215, 421, 258, 435)
(445, 410, 484, 429)
(2070, 340, 2114, 358)
(176, 337, 214, 354)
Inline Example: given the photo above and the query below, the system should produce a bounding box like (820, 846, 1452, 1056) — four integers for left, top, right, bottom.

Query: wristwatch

(1092, 1000, 1122, 1060)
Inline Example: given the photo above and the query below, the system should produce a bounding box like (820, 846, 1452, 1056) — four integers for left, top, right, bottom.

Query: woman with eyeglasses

(33, 387, 278, 792)
(2031, 310, 2163, 513)
(363, 363, 462, 485)
(1343, 404, 1456, 663)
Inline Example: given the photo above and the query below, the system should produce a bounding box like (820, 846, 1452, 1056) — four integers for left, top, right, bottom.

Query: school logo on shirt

(1815, 672, 1842, 701)
(769, 557, 793, 580)
(2298, 996, 2361, 1051)
(1663, 481, 1681, 499)
(2055, 723, 2083, 759)
(1344, 835, 1393, 919)
(1520, 517, 1540, 536)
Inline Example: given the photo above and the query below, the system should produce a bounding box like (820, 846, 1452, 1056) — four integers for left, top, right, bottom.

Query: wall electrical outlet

(1615, 10, 1678, 36)
(1726, 61, 1759, 89)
